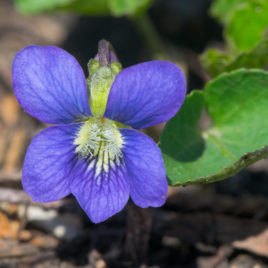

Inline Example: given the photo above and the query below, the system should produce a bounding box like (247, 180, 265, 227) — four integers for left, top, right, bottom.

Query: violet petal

(12, 45, 91, 124)
(121, 129, 168, 207)
(104, 61, 186, 129)
(22, 124, 81, 202)
(70, 151, 130, 223)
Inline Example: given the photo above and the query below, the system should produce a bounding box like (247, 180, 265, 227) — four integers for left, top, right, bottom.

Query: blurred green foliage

(14, 0, 152, 16)
(15, 0, 73, 14)
(202, 0, 268, 77)
(108, 0, 152, 16)
(161, 69, 268, 186)
(201, 32, 268, 77)
(210, 0, 247, 25)
(56, 0, 110, 15)
(226, 0, 268, 51)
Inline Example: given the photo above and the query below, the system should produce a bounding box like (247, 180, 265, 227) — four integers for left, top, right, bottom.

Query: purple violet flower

(12, 44, 186, 223)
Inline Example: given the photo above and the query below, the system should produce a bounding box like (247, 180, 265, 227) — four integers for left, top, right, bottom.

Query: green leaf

(210, 0, 247, 25)
(108, 0, 152, 16)
(200, 49, 229, 77)
(201, 31, 268, 77)
(57, 0, 110, 15)
(226, 0, 268, 52)
(160, 69, 268, 186)
(205, 0, 268, 76)
(14, 0, 74, 14)
(226, 31, 268, 70)
(15, 0, 151, 16)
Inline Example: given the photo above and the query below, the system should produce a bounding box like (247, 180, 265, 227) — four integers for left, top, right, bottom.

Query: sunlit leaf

(15, 0, 152, 16)
(226, 0, 268, 52)
(160, 69, 268, 186)
(210, 0, 247, 25)
(14, 0, 73, 14)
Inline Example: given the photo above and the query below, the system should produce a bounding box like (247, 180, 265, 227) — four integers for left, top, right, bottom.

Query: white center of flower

(74, 118, 123, 174)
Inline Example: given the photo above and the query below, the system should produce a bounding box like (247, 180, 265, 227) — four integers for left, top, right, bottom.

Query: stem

(125, 203, 152, 267)
(131, 13, 168, 60)
(132, 13, 188, 77)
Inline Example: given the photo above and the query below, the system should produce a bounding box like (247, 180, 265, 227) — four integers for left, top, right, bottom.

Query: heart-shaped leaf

(160, 69, 268, 186)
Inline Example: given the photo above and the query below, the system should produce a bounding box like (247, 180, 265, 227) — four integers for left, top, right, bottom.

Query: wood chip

(0, 95, 20, 126)
(233, 228, 268, 257)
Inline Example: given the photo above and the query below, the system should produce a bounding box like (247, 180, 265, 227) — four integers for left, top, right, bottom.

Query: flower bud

(87, 40, 122, 117)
